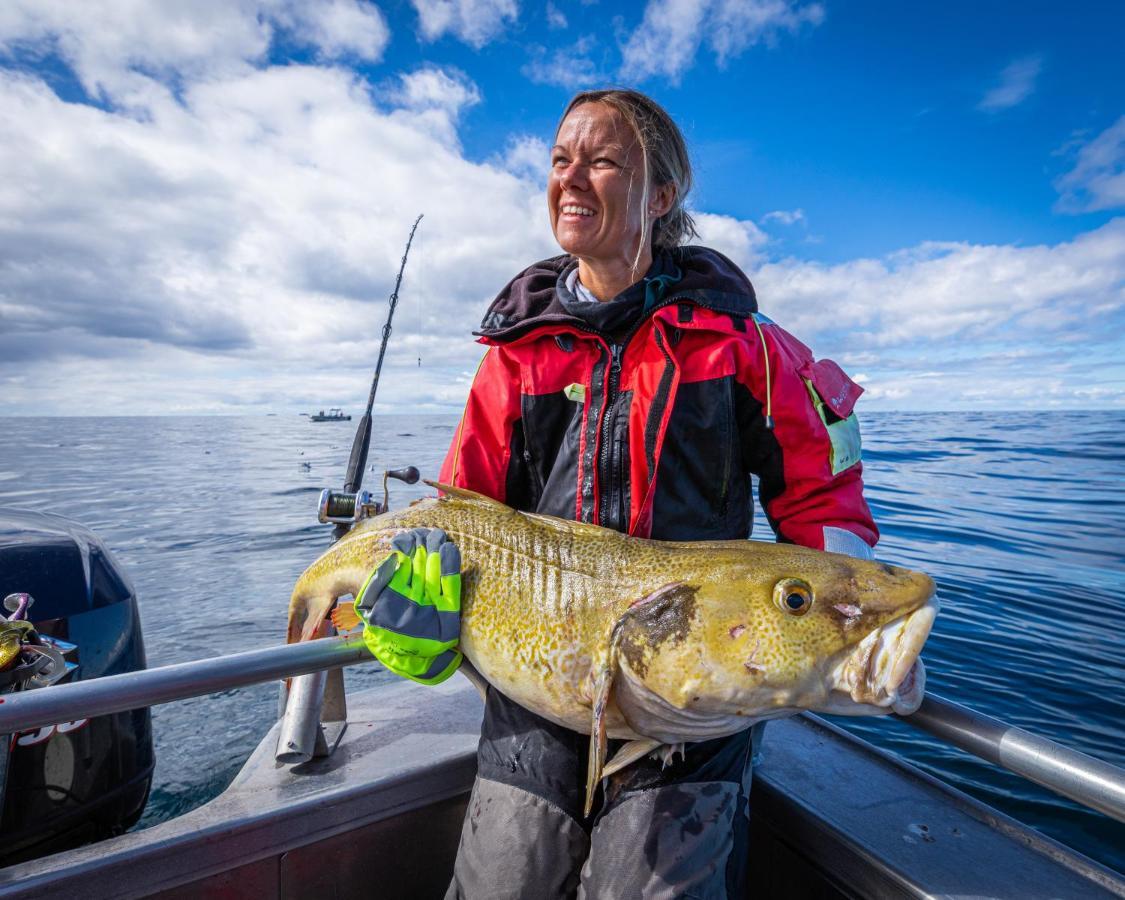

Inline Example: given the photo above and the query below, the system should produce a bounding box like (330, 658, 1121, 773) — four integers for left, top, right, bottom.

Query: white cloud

(410, 0, 518, 48)
(389, 66, 481, 114)
(977, 55, 1042, 113)
(0, 59, 559, 415)
(761, 208, 805, 226)
(693, 212, 769, 270)
(546, 1, 568, 29)
(500, 134, 550, 183)
(384, 65, 482, 145)
(754, 221, 1125, 349)
(619, 0, 823, 84)
(619, 0, 707, 84)
(0, 12, 1121, 416)
(523, 35, 602, 88)
(707, 0, 824, 65)
(1054, 116, 1125, 213)
(0, 1, 389, 103)
(746, 220, 1125, 408)
(268, 0, 392, 61)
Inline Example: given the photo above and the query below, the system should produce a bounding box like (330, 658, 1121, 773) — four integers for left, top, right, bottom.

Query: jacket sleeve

(736, 322, 879, 556)
(439, 345, 528, 505)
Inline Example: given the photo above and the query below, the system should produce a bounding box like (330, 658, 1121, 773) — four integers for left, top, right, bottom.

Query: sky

(1, 0, 1123, 415)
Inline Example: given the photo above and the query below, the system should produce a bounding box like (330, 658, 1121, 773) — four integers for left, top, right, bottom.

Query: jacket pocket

(652, 376, 744, 540)
(801, 359, 863, 475)
(520, 389, 583, 518)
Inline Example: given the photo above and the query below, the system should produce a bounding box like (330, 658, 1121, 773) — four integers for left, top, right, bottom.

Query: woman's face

(549, 102, 662, 271)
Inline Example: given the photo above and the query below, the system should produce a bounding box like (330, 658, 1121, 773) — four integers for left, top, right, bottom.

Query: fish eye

(774, 578, 814, 617)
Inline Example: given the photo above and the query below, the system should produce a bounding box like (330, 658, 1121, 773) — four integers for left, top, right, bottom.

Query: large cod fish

(287, 482, 938, 812)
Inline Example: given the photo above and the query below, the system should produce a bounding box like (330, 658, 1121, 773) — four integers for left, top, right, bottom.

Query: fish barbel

(287, 482, 938, 812)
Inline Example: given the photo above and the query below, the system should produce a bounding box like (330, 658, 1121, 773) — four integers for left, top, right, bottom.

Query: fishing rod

(318, 215, 423, 539)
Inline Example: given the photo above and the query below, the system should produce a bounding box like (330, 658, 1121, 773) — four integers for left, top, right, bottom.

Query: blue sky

(371, 0, 1125, 260)
(1, 0, 1123, 414)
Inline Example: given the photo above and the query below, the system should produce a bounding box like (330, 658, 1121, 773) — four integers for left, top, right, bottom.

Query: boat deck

(1, 678, 1121, 899)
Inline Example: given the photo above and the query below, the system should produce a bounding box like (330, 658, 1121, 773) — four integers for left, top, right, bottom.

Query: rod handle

(342, 413, 372, 494)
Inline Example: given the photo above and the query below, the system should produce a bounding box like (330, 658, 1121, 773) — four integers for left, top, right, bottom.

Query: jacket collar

(477, 246, 758, 342)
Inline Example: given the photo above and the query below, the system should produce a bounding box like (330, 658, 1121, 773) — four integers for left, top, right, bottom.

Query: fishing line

(333, 214, 423, 525)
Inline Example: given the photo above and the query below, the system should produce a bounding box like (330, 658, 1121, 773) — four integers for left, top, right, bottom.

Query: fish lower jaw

(891, 659, 925, 715)
(825, 595, 938, 716)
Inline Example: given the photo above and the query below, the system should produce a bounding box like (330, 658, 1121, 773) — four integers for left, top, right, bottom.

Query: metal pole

(898, 692, 1125, 824)
(0, 635, 370, 736)
(276, 668, 328, 764)
(3, 644, 1123, 826)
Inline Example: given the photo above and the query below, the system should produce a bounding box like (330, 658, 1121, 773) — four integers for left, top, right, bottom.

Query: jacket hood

(477, 245, 758, 341)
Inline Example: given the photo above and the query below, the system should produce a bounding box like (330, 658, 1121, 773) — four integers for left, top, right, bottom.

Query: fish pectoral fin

(330, 601, 361, 633)
(602, 739, 663, 781)
(582, 580, 703, 811)
(583, 583, 691, 817)
(585, 649, 619, 818)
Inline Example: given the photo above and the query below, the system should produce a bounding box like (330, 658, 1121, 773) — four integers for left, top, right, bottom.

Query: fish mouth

(823, 594, 940, 716)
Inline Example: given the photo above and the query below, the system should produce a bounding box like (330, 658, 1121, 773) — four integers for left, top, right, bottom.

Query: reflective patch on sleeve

(823, 526, 874, 559)
(803, 378, 862, 474)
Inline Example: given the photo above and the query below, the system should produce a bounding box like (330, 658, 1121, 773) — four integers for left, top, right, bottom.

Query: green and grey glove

(356, 528, 462, 685)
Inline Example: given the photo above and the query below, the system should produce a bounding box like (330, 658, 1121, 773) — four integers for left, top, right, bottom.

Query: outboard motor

(0, 509, 153, 865)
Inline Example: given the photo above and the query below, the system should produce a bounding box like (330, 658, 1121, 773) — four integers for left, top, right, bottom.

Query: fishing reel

(317, 466, 421, 525)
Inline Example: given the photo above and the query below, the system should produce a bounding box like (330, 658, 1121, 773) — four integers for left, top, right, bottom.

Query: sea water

(0, 412, 1121, 873)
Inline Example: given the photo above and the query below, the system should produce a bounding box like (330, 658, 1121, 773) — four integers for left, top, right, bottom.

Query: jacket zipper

(572, 295, 749, 529)
(598, 342, 624, 528)
(523, 446, 545, 507)
(718, 384, 734, 518)
(591, 299, 699, 529)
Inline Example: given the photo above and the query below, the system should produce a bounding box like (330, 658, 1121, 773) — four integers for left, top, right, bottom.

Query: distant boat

(309, 408, 351, 422)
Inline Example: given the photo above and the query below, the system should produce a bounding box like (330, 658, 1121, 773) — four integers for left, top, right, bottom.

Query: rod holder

(276, 618, 348, 765)
(275, 669, 328, 765)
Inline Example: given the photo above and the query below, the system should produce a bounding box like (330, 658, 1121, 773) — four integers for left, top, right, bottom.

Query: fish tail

(286, 560, 370, 645)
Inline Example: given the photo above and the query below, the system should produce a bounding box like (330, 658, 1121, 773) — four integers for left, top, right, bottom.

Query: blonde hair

(557, 88, 698, 267)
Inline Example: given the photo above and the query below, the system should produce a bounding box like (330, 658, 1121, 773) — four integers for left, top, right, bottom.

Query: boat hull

(0, 679, 1120, 899)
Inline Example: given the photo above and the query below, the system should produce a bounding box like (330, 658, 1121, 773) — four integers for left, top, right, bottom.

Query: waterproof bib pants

(445, 687, 758, 900)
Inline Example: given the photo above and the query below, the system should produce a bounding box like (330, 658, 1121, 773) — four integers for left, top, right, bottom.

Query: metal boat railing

(0, 635, 1122, 824)
(0, 636, 368, 734)
(899, 694, 1125, 823)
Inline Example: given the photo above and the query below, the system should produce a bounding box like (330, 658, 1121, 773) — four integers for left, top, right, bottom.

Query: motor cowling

(0, 509, 153, 865)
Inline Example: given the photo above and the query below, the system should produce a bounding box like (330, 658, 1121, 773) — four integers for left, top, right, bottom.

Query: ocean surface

(0, 412, 1122, 874)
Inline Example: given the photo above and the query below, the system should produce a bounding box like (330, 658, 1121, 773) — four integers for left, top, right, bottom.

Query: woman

(365, 89, 878, 897)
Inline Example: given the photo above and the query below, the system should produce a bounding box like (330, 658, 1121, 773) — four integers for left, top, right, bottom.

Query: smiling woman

(354, 87, 882, 899)
(548, 91, 694, 298)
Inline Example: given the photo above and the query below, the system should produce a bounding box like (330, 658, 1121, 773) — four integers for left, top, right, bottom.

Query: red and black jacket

(439, 246, 878, 551)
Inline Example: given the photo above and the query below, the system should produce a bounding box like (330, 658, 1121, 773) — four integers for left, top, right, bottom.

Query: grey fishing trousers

(445, 686, 758, 900)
